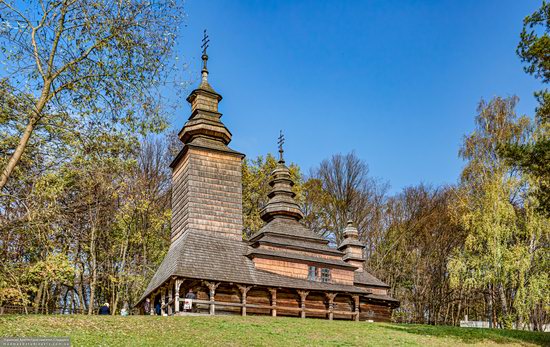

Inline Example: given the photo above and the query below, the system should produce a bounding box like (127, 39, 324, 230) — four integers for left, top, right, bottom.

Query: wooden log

(174, 279, 183, 313)
(204, 281, 220, 315)
(325, 293, 337, 321)
(352, 295, 360, 322)
(359, 301, 392, 322)
(269, 288, 277, 317)
(297, 290, 309, 319)
(167, 280, 174, 316)
(243, 288, 270, 315)
(237, 285, 252, 316)
(161, 288, 166, 316)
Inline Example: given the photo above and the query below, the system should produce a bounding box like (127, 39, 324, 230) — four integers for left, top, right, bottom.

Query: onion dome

(260, 133, 304, 222)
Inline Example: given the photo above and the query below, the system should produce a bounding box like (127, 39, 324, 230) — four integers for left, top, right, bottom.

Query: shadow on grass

(381, 324, 550, 346)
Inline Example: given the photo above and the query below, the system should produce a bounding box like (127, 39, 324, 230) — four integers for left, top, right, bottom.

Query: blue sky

(172, 0, 543, 193)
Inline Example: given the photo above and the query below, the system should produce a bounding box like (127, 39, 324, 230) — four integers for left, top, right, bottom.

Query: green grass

(0, 315, 548, 346)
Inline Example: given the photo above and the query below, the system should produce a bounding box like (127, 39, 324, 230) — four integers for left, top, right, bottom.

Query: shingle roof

(338, 238, 364, 250)
(246, 248, 356, 269)
(342, 254, 365, 262)
(354, 271, 389, 288)
(365, 293, 400, 304)
(249, 218, 328, 243)
(250, 234, 344, 256)
(140, 232, 375, 303)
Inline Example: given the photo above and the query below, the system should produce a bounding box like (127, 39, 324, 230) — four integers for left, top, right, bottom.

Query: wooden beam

(297, 290, 309, 319)
(204, 281, 220, 315)
(325, 293, 337, 321)
(353, 295, 360, 322)
(161, 287, 166, 316)
(174, 279, 183, 314)
(167, 280, 174, 316)
(178, 299, 334, 314)
(268, 288, 277, 317)
(149, 294, 154, 316)
(237, 285, 252, 316)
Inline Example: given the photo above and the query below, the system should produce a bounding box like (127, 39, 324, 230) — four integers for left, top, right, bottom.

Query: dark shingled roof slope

(366, 293, 399, 303)
(140, 232, 374, 302)
(250, 234, 343, 256)
(354, 271, 390, 288)
(249, 218, 328, 243)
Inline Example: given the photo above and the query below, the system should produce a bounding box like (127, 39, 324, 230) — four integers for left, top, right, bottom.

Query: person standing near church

(185, 289, 196, 312)
(98, 303, 110, 315)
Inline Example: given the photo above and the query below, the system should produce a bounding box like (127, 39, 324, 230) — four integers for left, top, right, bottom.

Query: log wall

(359, 300, 392, 322)
(167, 280, 393, 322)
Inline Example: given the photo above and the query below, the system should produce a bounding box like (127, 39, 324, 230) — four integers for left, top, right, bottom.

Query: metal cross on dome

(201, 29, 210, 55)
(278, 130, 285, 162)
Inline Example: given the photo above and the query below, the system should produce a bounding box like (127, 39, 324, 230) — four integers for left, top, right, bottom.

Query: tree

(448, 96, 549, 329)
(242, 154, 302, 238)
(368, 185, 464, 325)
(0, 0, 184, 190)
(501, 1, 550, 216)
(305, 152, 387, 247)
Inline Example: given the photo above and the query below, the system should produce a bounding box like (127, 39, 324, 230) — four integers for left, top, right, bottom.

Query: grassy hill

(0, 315, 548, 346)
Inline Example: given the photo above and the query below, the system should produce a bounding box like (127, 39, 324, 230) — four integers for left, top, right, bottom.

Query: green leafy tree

(502, 1, 550, 216)
(0, 0, 184, 190)
(449, 97, 550, 329)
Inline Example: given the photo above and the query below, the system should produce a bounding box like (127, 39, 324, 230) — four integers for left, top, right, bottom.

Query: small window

(308, 266, 317, 281)
(321, 268, 331, 283)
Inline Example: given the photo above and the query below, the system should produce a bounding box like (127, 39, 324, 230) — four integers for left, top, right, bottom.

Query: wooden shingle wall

(171, 147, 243, 243)
(259, 245, 341, 260)
(253, 257, 355, 285)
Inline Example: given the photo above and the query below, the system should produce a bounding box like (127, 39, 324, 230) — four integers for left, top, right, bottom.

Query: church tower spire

(260, 132, 304, 222)
(178, 29, 232, 148)
(170, 31, 244, 243)
(338, 214, 366, 270)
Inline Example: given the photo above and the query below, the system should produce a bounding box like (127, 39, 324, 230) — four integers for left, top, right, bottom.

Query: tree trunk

(34, 281, 45, 314)
(498, 283, 508, 327)
(0, 82, 50, 191)
(88, 225, 97, 315)
(78, 269, 87, 313)
(486, 287, 493, 329)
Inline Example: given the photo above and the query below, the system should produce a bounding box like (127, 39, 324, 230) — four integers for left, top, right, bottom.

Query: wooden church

(138, 41, 399, 321)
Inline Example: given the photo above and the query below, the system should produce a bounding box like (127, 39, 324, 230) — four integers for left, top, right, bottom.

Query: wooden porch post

(297, 290, 309, 319)
(149, 294, 155, 315)
(161, 287, 166, 316)
(326, 293, 337, 321)
(174, 279, 183, 314)
(353, 295, 360, 322)
(167, 282, 173, 316)
(238, 285, 252, 316)
(205, 281, 220, 315)
(268, 288, 277, 317)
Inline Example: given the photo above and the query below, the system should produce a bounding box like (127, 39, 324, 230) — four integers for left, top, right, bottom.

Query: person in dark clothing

(184, 289, 196, 312)
(185, 289, 196, 300)
(155, 301, 161, 315)
(99, 303, 110, 315)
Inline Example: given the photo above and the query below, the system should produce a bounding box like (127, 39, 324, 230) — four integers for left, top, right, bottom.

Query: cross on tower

(346, 207, 353, 224)
(201, 29, 210, 55)
(200, 29, 210, 76)
(278, 130, 285, 162)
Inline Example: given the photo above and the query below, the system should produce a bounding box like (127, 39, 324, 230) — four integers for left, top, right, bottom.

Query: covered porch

(144, 277, 397, 322)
